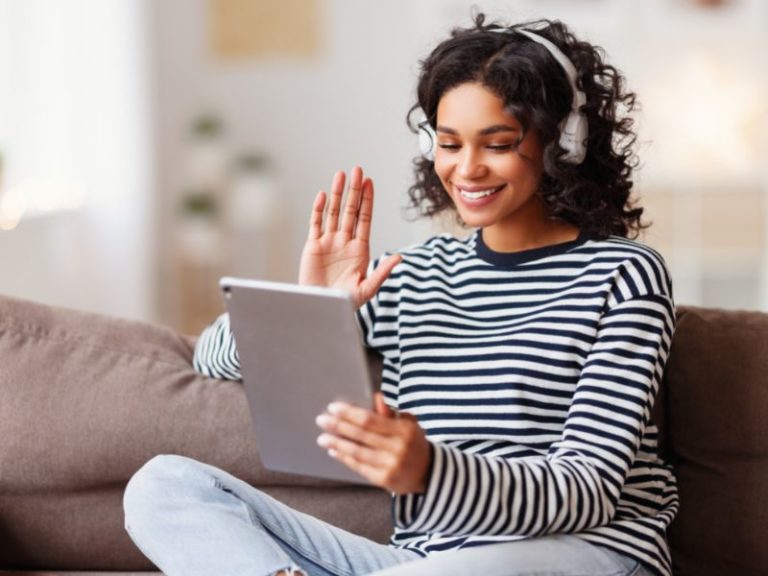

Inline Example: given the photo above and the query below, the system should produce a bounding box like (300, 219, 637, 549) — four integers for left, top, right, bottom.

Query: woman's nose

(457, 148, 487, 180)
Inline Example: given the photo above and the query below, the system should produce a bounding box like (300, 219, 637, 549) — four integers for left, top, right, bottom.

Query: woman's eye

(436, 143, 515, 153)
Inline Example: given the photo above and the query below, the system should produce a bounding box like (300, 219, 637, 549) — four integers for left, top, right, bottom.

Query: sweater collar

(474, 227, 590, 267)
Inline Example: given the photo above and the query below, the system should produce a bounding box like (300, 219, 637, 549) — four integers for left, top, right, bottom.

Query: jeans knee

(123, 454, 209, 529)
(272, 568, 308, 576)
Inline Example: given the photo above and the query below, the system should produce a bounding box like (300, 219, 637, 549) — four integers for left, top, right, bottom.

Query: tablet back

(220, 277, 374, 484)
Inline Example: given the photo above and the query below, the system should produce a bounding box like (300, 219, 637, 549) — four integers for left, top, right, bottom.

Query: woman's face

(434, 82, 546, 236)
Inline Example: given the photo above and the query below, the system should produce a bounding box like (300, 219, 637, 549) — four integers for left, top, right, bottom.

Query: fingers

(325, 401, 397, 435)
(316, 412, 395, 451)
(354, 177, 374, 242)
(340, 169, 364, 235)
(325, 445, 384, 484)
(316, 400, 429, 492)
(316, 401, 399, 456)
(308, 190, 326, 240)
(317, 432, 389, 465)
(358, 254, 402, 303)
(325, 170, 346, 233)
(316, 167, 367, 236)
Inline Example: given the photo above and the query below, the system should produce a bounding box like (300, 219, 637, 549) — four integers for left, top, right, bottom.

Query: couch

(0, 294, 766, 576)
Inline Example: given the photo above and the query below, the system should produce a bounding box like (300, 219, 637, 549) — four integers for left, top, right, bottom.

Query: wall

(153, 0, 440, 328)
(1, 0, 765, 325)
(153, 0, 768, 323)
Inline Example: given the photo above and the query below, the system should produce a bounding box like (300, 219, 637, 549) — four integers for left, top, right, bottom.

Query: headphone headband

(513, 29, 587, 111)
(418, 26, 588, 165)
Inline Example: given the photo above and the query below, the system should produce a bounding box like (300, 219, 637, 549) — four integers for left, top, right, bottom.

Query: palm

(299, 167, 400, 308)
(301, 235, 367, 286)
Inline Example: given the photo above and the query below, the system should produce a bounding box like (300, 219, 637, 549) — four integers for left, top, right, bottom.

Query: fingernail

(328, 449, 338, 458)
(317, 434, 331, 447)
(315, 414, 332, 428)
(327, 402, 345, 415)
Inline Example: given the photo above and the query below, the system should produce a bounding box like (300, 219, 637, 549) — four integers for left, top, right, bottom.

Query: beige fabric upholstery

(663, 307, 768, 576)
(0, 295, 389, 571)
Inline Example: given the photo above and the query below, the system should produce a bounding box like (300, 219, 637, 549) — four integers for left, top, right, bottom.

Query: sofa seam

(0, 321, 194, 368)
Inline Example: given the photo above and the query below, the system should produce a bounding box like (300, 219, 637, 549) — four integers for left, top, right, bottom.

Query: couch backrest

(661, 305, 768, 576)
(0, 295, 389, 571)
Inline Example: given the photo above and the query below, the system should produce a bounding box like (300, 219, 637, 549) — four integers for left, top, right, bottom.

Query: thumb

(374, 392, 395, 418)
(357, 254, 402, 304)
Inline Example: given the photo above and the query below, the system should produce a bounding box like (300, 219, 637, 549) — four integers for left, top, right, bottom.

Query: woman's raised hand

(298, 167, 402, 308)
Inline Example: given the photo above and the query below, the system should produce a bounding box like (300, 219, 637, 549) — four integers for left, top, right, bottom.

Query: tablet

(220, 277, 376, 485)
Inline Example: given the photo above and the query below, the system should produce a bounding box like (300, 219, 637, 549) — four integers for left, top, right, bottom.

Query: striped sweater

(193, 229, 678, 576)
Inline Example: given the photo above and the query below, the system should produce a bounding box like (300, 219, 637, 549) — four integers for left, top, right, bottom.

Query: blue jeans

(123, 455, 653, 576)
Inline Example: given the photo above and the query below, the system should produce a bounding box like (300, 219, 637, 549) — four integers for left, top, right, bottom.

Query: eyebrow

(436, 124, 520, 136)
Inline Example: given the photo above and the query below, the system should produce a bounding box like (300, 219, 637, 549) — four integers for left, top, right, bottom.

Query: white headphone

(418, 27, 588, 165)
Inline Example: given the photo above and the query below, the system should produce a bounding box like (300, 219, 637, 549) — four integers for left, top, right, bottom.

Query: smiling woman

(125, 12, 673, 576)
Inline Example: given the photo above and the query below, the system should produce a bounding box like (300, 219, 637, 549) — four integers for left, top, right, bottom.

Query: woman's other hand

(299, 166, 401, 308)
(315, 392, 432, 494)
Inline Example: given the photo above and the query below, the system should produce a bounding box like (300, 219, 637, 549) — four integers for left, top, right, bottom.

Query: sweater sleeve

(355, 255, 401, 352)
(192, 312, 242, 381)
(355, 255, 404, 406)
(393, 292, 675, 537)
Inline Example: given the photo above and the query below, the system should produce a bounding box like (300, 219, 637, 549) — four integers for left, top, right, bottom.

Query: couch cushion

(0, 295, 391, 570)
(664, 305, 768, 576)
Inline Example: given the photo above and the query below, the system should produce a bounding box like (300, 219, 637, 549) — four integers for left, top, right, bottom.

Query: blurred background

(0, 0, 766, 334)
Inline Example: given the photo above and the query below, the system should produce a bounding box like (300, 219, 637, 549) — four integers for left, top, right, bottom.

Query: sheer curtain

(0, 0, 155, 320)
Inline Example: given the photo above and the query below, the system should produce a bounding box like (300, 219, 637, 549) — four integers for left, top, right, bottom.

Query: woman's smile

(453, 183, 506, 207)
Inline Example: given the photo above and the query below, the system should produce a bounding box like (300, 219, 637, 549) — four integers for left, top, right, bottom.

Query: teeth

(459, 187, 500, 199)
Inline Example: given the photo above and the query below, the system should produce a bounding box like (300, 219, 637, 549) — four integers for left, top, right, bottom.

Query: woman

(124, 14, 676, 576)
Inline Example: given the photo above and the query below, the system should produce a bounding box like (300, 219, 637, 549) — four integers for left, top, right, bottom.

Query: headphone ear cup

(558, 110, 588, 164)
(418, 119, 436, 161)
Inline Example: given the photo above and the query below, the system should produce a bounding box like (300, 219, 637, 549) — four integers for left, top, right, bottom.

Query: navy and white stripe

(194, 229, 678, 576)
(193, 312, 242, 380)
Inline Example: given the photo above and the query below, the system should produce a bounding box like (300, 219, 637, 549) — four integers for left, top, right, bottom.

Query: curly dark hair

(406, 13, 648, 240)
